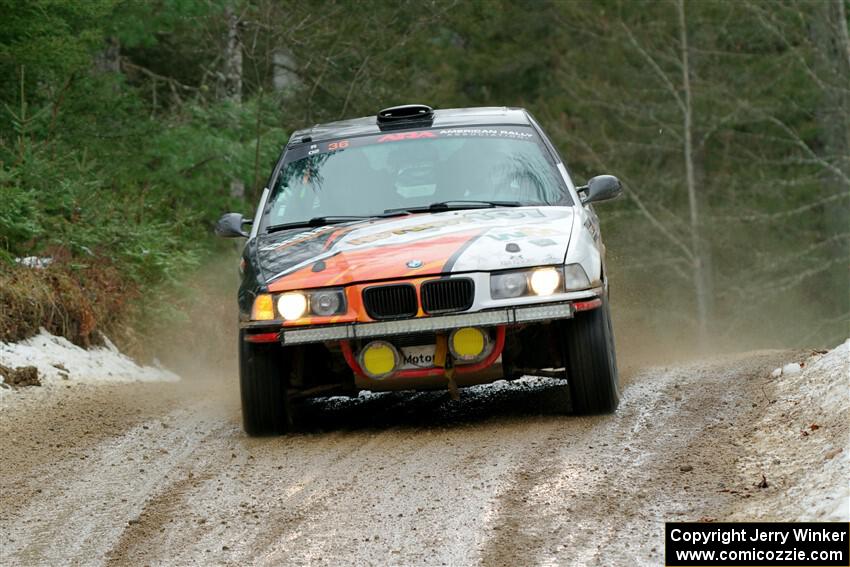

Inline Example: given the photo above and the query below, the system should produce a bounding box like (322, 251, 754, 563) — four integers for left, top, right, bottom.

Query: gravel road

(1, 349, 840, 566)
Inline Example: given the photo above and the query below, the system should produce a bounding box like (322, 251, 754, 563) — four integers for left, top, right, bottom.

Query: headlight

(529, 267, 561, 296)
(310, 289, 344, 316)
(491, 267, 566, 299)
(490, 271, 528, 299)
(278, 292, 308, 321)
(563, 264, 591, 290)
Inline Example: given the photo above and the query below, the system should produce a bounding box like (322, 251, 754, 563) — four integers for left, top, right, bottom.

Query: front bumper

(271, 298, 599, 345)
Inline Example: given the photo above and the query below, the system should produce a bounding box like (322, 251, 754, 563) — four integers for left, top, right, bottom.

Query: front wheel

(239, 332, 293, 435)
(560, 299, 620, 414)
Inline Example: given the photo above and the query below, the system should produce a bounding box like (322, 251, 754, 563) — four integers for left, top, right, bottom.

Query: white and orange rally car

(217, 105, 622, 435)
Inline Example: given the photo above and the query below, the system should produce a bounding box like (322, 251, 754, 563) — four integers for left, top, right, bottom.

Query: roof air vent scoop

(376, 104, 434, 130)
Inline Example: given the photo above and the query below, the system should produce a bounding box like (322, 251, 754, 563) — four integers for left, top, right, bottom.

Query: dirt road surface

(1, 349, 845, 566)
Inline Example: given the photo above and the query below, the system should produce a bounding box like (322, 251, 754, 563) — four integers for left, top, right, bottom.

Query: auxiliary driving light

(529, 267, 561, 296)
(449, 327, 490, 362)
(358, 341, 400, 379)
(278, 292, 308, 321)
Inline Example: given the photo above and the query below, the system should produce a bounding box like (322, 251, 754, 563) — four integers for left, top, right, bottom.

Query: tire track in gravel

(2, 351, 794, 567)
(0, 382, 188, 519)
(103, 418, 551, 567)
(2, 390, 234, 566)
(478, 351, 791, 567)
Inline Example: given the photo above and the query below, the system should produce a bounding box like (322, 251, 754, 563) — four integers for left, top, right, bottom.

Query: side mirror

(578, 175, 622, 204)
(215, 212, 251, 238)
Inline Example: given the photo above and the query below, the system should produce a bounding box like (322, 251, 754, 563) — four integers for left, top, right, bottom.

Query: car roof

(288, 106, 532, 144)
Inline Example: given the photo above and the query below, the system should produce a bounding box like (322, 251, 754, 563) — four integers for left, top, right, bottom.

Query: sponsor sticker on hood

(257, 207, 575, 290)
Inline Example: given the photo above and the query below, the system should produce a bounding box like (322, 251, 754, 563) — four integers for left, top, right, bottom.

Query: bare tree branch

(620, 20, 686, 115)
(723, 191, 850, 221)
(566, 133, 696, 263)
(744, 1, 832, 92)
(763, 114, 850, 188)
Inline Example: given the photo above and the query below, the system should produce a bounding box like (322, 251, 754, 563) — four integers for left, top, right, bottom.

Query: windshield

(263, 126, 571, 228)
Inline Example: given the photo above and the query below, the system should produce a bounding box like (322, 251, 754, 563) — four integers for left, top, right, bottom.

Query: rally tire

(562, 299, 620, 414)
(239, 332, 293, 436)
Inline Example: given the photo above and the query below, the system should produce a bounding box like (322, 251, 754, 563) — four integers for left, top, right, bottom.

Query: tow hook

(445, 355, 459, 401)
(435, 334, 460, 401)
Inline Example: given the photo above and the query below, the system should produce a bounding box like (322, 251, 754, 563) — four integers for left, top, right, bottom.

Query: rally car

(217, 104, 622, 435)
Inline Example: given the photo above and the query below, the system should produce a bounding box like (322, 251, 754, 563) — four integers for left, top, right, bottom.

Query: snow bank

(14, 256, 53, 269)
(733, 339, 849, 521)
(0, 329, 178, 394)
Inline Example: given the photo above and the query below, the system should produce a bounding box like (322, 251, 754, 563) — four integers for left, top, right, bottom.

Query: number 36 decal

(327, 140, 349, 151)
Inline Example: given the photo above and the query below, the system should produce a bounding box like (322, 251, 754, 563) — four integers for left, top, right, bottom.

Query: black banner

(665, 522, 849, 566)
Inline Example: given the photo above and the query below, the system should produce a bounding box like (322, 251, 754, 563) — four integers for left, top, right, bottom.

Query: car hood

(256, 207, 575, 292)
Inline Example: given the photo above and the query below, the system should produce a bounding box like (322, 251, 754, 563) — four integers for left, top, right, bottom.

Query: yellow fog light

(251, 294, 275, 321)
(277, 292, 308, 321)
(529, 267, 561, 296)
(359, 341, 399, 379)
(449, 327, 489, 362)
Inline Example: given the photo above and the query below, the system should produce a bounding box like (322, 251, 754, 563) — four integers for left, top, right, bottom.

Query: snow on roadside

(731, 339, 849, 521)
(0, 329, 178, 395)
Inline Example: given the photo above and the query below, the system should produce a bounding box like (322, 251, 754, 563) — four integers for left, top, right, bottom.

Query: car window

(265, 126, 571, 226)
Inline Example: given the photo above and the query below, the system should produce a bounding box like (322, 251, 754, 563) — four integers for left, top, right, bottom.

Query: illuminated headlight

(563, 264, 591, 290)
(491, 267, 566, 299)
(260, 288, 347, 322)
(310, 289, 344, 316)
(529, 267, 561, 296)
(277, 292, 308, 321)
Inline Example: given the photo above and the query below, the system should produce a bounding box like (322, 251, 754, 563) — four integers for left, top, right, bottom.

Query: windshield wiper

(265, 201, 524, 233)
(265, 212, 409, 234)
(266, 216, 375, 234)
(383, 200, 524, 215)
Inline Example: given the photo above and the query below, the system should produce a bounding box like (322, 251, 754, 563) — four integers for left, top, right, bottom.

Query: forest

(1, 0, 848, 358)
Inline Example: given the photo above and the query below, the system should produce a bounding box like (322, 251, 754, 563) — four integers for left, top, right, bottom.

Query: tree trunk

(677, 0, 710, 348)
(811, 0, 850, 332)
(95, 36, 120, 74)
(273, 48, 298, 92)
(836, 0, 850, 71)
(223, 4, 245, 199)
(223, 5, 243, 103)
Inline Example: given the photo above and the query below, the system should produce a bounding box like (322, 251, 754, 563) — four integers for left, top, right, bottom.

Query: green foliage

(0, 0, 116, 105)
(0, 169, 40, 261)
(0, 90, 283, 275)
(113, 99, 287, 216)
(0, 1, 286, 346)
(107, 0, 224, 49)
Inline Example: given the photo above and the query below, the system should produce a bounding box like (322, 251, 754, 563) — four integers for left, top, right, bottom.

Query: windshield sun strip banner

(282, 126, 544, 163)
